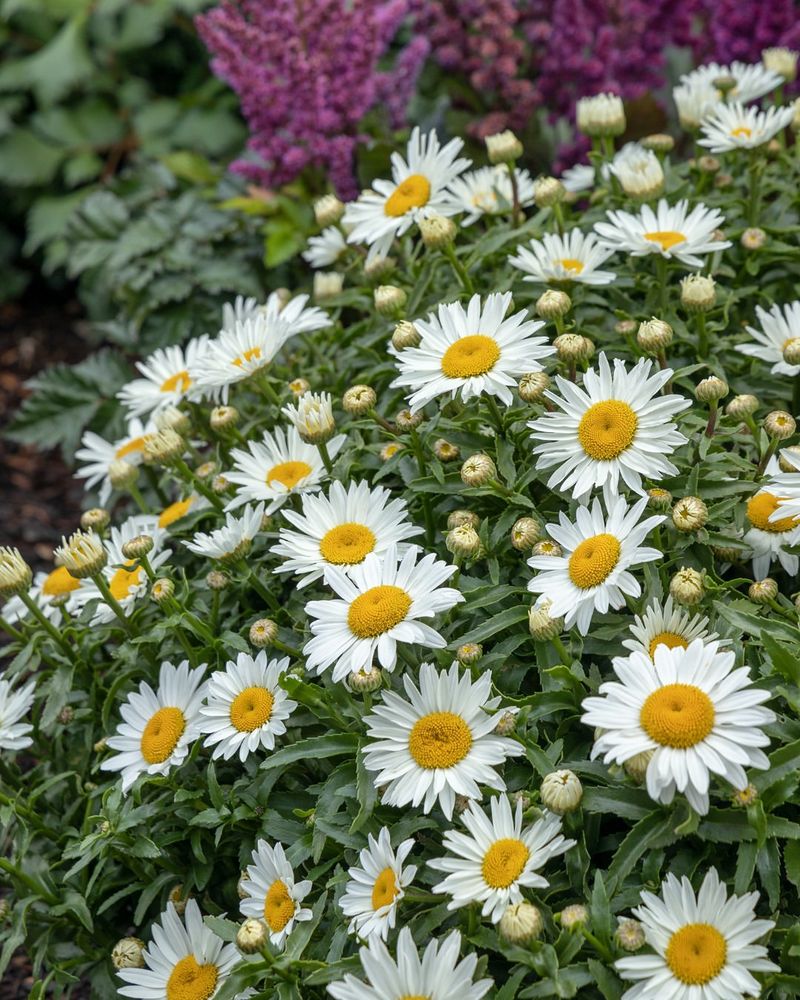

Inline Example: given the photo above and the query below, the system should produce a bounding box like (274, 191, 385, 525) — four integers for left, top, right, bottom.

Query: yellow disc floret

(371, 867, 399, 911)
(264, 879, 295, 932)
(267, 461, 313, 490)
(42, 566, 81, 597)
(408, 711, 472, 769)
(160, 370, 192, 393)
(746, 491, 798, 533)
(319, 523, 377, 565)
(158, 498, 195, 529)
(109, 563, 144, 601)
(347, 585, 412, 638)
(648, 632, 689, 659)
(165, 956, 218, 1000)
(140, 706, 186, 764)
(568, 533, 621, 589)
(578, 400, 638, 460)
(384, 174, 431, 217)
(481, 838, 530, 889)
(441, 335, 501, 379)
(644, 230, 686, 251)
(230, 686, 274, 732)
(665, 923, 727, 985)
(640, 684, 715, 748)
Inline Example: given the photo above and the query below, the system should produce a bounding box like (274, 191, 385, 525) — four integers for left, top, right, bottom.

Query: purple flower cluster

(195, 0, 425, 199)
(684, 0, 800, 65)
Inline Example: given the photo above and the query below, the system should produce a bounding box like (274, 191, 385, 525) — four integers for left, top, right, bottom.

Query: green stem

(237, 559, 280, 613)
(506, 161, 522, 225)
(551, 634, 571, 666)
(704, 400, 718, 438)
(756, 438, 778, 478)
(0, 857, 58, 905)
(17, 591, 74, 655)
(0, 614, 24, 642)
(443, 243, 474, 295)
(409, 430, 435, 546)
(747, 158, 763, 226)
(552, 200, 565, 235)
(91, 574, 133, 632)
(484, 394, 506, 435)
(273, 638, 302, 659)
(581, 928, 615, 964)
(173, 457, 224, 511)
(654, 255, 668, 312)
(317, 439, 335, 477)
(128, 481, 150, 514)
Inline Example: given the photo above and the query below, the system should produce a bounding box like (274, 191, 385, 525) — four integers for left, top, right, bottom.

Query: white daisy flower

(744, 485, 800, 580)
(616, 868, 779, 999)
(582, 639, 775, 815)
(681, 60, 783, 104)
(343, 127, 471, 262)
(609, 143, 664, 200)
(560, 162, 597, 193)
(303, 545, 463, 682)
(190, 313, 288, 404)
(117, 338, 209, 419)
(75, 417, 157, 506)
(240, 840, 312, 949)
(339, 826, 417, 942)
(736, 301, 800, 376)
(100, 660, 208, 794)
(699, 100, 794, 153)
(199, 651, 297, 762)
(224, 425, 346, 514)
(156, 494, 211, 532)
(85, 516, 170, 626)
(528, 353, 691, 500)
(594, 199, 731, 269)
(362, 661, 522, 819)
(222, 291, 331, 340)
(622, 596, 724, 659)
(444, 165, 535, 226)
(672, 80, 721, 130)
(116, 898, 239, 1000)
(429, 794, 574, 923)
(0, 674, 35, 751)
(183, 503, 265, 561)
(302, 226, 348, 268)
(391, 291, 552, 413)
(0, 564, 90, 625)
(328, 926, 492, 1000)
(527, 495, 665, 635)
(509, 229, 616, 286)
(271, 479, 422, 588)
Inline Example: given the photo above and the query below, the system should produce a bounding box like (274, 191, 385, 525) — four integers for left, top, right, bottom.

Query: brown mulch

(0, 296, 89, 569)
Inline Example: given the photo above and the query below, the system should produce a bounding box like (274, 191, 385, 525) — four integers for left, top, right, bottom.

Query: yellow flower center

(481, 838, 530, 889)
(408, 711, 472, 769)
(159, 497, 195, 529)
(730, 125, 752, 138)
(644, 230, 686, 251)
(319, 523, 377, 565)
(746, 491, 798, 533)
(558, 257, 585, 274)
(140, 706, 186, 764)
(441, 334, 501, 379)
(229, 685, 274, 732)
(383, 443, 402, 458)
(567, 533, 621, 589)
(165, 956, 218, 1000)
(384, 173, 431, 217)
(109, 563, 143, 601)
(371, 867, 399, 911)
(267, 460, 313, 490)
(666, 923, 727, 985)
(347, 585, 412, 638)
(42, 565, 81, 597)
(640, 684, 715, 748)
(577, 400, 638, 460)
(264, 879, 295, 932)
(648, 631, 689, 659)
(160, 370, 192, 393)
(232, 346, 262, 368)
(116, 435, 147, 459)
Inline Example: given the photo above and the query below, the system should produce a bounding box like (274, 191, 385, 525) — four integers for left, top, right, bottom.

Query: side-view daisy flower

(117, 338, 209, 418)
(509, 229, 616, 286)
(343, 127, 471, 262)
(157, 494, 211, 531)
(271, 479, 422, 587)
(0, 674, 35, 751)
(528, 353, 690, 500)
(744, 485, 800, 579)
(560, 162, 596, 194)
(339, 827, 416, 942)
(622, 596, 723, 659)
(429, 794, 574, 923)
(527, 495, 664, 635)
(0, 564, 89, 625)
(303, 544, 463, 681)
(75, 417, 157, 506)
(183, 503, 265, 562)
(681, 60, 783, 103)
(582, 639, 775, 815)
(616, 868, 779, 999)
(672, 79, 721, 130)
(116, 899, 239, 1000)
(199, 652, 297, 762)
(327, 927, 492, 1000)
(698, 101, 794, 153)
(610, 143, 664, 200)
(444, 165, 535, 225)
(302, 226, 347, 268)
(225, 425, 345, 513)
(190, 313, 287, 403)
(736, 301, 800, 376)
(222, 291, 331, 341)
(594, 199, 730, 269)
(101, 660, 208, 794)
(362, 661, 522, 819)
(392, 291, 553, 412)
(240, 840, 312, 949)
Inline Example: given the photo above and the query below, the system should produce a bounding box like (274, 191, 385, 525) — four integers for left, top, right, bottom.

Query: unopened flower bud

(697, 154, 721, 174)
(211, 475, 230, 495)
(541, 769, 583, 814)
(528, 599, 563, 640)
(712, 73, 737, 94)
(764, 410, 795, 439)
(168, 886, 188, 916)
(537, 289, 571, 320)
(555, 333, 593, 362)
(121, 534, 154, 560)
(195, 461, 217, 479)
(560, 904, 589, 930)
(641, 133, 674, 153)
(57, 705, 74, 725)
(456, 643, 483, 665)
(237, 918, 267, 954)
(518, 371, 551, 403)
(111, 937, 146, 970)
(237, 871, 251, 899)
(206, 570, 229, 591)
(80, 508, 110, 532)
(749, 578, 778, 604)
(695, 376, 728, 403)
(0, 547, 32, 598)
(446, 524, 482, 558)
(615, 319, 637, 335)
(726, 394, 758, 418)
(680, 275, 716, 313)
(461, 453, 496, 486)
(380, 442, 404, 461)
(55, 531, 106, 579)
(418, 213, 456, 249)
(93, 737, 107, 753)
(712, 543, 742, 563)
(763, 47, 798, 82)
(288, 378, 310, 398)
(499, 902, 543, 944)
(313, 271, 344, 302)
(714, 172, 733, 189)
(395, 408, 423, 432)
(624, 749, 654, 784)
(109, 459, 139, 490)
(637, 317, 673, 353)
(647, 488, 672, 511)
(779, 445, 800, 473)
(511, 516, 542, 550)
(348, 667, 383, 693)
(374, 285, 406, 316)
(741, 227, 767, 251)
(485, 129, 523, 164)
(670, 567, 704, 606)
(155, 406, 190, 435)
(250, 618, 277, 647)
(533, 176, 566, 208)
(342, 384, 376, 416)
(433, 438, 460, 462)
(447, 510, 480, 531)
(210, 405, 239, 432)
(783, 338, 800, 366)
(577, 92, 626, 137)
(494, 710, 518, 735)
(732, 783, 759, 807)
(314, 193, 345, 228)
(142, 428, 184, 465)
(672, 497, 708, 532)
(616, 919, 646, 952)
(283, 391, 336, 445)
(364, 255, 396, 281)
(150, 578, 174, 604)
(454, 795, 472, 816)
(391, 320, 421, 351)
(532, 539, 562, 558)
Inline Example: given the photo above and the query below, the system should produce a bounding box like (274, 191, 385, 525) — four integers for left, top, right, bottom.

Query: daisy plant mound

(4, 63, 800, 1000)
